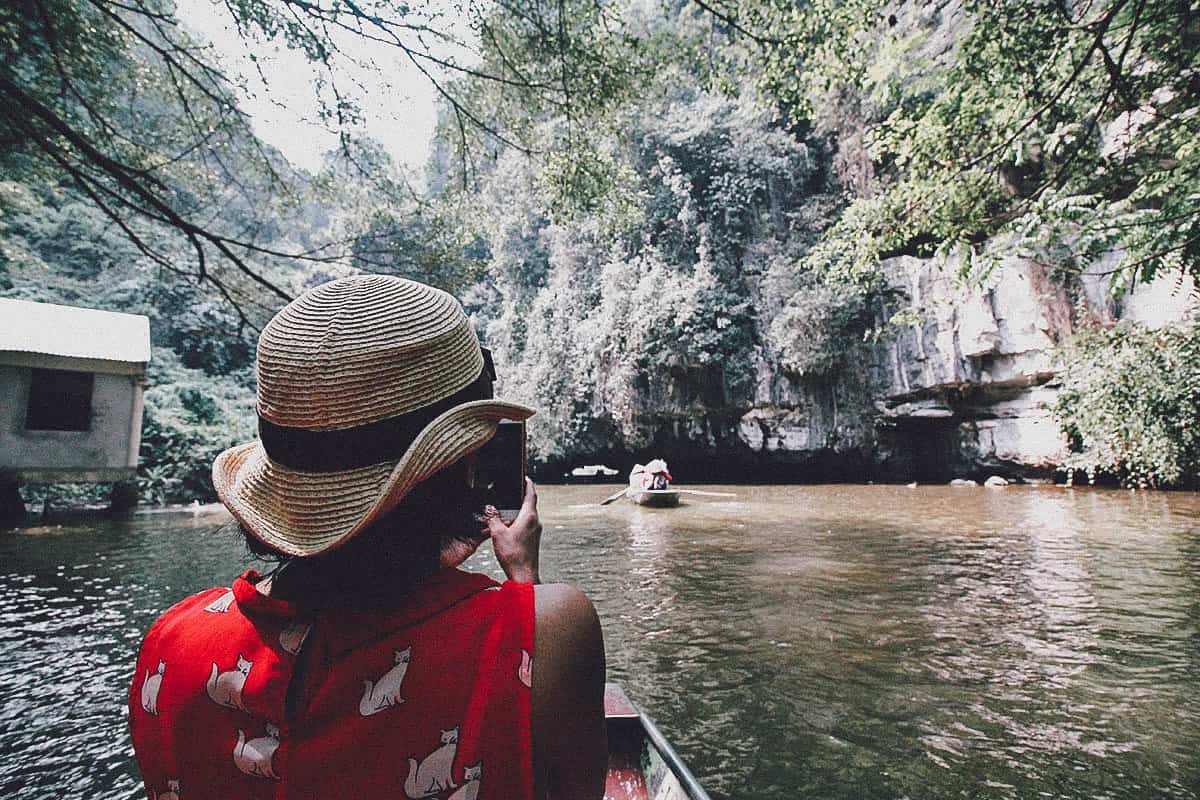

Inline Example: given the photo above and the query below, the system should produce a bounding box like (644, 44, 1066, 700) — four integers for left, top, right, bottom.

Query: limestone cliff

(586, 256, 1197, 483)
(728, 256, 1197, 482)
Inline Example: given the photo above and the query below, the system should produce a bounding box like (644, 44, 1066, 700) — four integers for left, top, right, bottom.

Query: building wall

(0, 362, 143, 482)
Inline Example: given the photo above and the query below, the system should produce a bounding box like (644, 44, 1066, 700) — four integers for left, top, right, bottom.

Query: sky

(175, 0, 458, 179)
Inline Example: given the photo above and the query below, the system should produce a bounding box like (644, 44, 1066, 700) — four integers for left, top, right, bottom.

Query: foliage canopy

(743, 0, 1200, 290)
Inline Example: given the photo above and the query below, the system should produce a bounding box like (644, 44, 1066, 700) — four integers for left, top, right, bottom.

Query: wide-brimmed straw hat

(212, 275, 533, 557)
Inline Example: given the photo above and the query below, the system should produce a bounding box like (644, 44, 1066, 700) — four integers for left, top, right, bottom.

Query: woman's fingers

(484, 479, 539, 534)
(483, 505, 508, 537)
(520, 477, 538, 516)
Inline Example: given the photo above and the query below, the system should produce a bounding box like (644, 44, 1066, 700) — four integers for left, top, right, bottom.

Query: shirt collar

(231, 567, 500, 655)
(233, 569, 297, 618)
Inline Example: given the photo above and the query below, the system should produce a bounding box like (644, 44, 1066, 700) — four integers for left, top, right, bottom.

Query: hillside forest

(2, 0, 1198, 502)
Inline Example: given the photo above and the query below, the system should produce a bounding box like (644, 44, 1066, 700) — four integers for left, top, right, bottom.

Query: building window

(25, 368, 95, 432)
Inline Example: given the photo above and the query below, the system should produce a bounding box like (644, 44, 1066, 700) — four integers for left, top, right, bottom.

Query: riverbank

(1, 498, 228, 530)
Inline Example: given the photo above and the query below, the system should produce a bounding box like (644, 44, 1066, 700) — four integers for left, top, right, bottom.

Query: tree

(0, 0, 630, 324)
(734, 0, 1200, 289)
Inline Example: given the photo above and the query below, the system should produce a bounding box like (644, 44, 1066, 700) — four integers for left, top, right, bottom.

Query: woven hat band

(259, 355, 496, 472)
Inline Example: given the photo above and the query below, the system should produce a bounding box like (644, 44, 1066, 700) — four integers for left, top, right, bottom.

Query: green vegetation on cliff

(1053, 321, 1200, 488)
(430, 0, 1198, 476)
(747, 0, 1200, 288)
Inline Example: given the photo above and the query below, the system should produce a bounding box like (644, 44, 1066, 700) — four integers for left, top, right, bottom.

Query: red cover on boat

(129, 568, 535, 800)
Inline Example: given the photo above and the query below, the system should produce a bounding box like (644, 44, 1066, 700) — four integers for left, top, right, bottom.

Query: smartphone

(473, 420, 526, 521)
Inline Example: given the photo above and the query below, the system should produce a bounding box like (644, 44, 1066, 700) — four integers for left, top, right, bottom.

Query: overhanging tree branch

(0, 71, 294, 303)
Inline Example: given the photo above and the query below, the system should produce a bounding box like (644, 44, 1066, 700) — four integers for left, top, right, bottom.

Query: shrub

(137, 353, 257, 504)
(1051, 320, 1200, 488)
(769, 277, 870, 378)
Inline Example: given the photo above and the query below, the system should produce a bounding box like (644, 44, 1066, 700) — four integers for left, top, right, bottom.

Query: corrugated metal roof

(0, 297, 151, 363)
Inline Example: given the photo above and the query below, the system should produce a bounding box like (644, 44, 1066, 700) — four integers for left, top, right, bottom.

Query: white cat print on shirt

(206, 654, 252, 710)
(154, 778, 181, 800)
(278, 621, 311, 656)
(141, 660, 165, 715)
(233, 722, 281, 780)
(446, 763, 481, 800)
(203, 590, 235, 613)
(358, 646, 412, 717)
(404, 727, 459, 798)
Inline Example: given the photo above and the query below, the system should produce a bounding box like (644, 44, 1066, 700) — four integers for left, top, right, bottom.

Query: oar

(599, 488, 629, 506)
(674, 489, 737, 497)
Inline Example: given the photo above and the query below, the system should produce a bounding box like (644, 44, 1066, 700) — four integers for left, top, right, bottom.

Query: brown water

(1, 485, 1198, 799)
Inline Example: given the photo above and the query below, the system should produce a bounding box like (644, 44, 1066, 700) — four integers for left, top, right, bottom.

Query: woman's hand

(484, 478, 542, 584)
(438, 530, 489, 570)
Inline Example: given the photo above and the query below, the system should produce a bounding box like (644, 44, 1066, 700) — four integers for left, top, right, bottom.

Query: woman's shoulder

(144, 584, 237, 635)
(533, 583, 599, 631)
(531, 582, 603, 684)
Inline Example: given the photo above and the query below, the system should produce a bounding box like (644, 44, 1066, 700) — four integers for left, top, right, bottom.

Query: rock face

(555, 251, 1195, 483)
(866, 254, 1072, 480)
(721, 254, 1196, 482)
(864, 255, 1196, 480)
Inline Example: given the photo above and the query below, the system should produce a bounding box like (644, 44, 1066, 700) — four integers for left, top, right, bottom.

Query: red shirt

(129, 569, 535, 800)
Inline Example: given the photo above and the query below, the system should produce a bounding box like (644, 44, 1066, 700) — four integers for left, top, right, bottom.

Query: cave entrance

(878, 416, 964, 483)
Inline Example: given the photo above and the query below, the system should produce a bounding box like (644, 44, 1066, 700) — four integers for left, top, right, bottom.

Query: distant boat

(600, 459, 737, 506)
(628, 460, 675, 506)
(604, 683, 712, 799)
(628, 488, 680, 507)
(566, 464, 620, 482)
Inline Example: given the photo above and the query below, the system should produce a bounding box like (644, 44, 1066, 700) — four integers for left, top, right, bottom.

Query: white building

(0, 298, 150, 500)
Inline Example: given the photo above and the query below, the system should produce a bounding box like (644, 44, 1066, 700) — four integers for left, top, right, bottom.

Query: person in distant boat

(128, 276, 607, 800)
(630, 459, 673, 492)
(645, 459, 672, 490)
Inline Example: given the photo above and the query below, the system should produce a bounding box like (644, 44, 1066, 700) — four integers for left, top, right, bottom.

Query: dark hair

(243, 460, 486, 608)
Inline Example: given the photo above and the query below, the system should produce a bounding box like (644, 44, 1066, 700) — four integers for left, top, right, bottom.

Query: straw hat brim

(213, 399, 535, 557)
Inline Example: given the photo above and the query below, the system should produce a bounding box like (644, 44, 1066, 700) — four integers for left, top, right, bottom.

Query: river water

(1, 485, 1198, 799)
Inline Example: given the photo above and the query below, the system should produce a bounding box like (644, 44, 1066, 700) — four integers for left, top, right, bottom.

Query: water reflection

(1, 487, 1199, 799)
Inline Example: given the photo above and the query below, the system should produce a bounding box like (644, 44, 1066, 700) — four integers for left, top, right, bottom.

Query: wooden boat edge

(637, 709, 713, 800)
(604, 683, 713, 800)
(628, 489, 681, 507)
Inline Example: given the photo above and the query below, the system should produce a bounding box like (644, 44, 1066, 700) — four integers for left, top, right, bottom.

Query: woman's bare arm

(533, 583, 607, 800)
(487, 480, 607, 798)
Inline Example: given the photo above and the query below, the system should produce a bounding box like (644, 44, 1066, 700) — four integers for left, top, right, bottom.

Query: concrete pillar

(109, 480, 139, 514)
(0, 474, 25, 526)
